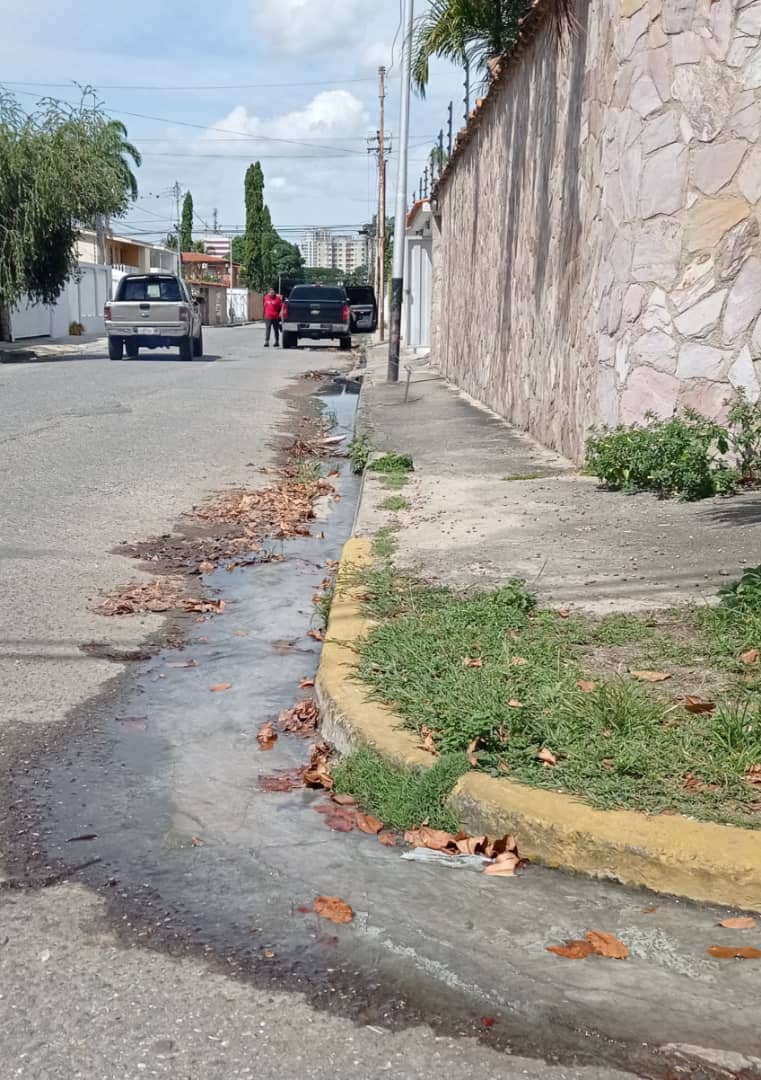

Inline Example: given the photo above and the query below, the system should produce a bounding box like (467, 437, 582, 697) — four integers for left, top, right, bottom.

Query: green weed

(349, 433, 372, 474)
(369, 452, 414, 474)
(379, 494, 410, 512)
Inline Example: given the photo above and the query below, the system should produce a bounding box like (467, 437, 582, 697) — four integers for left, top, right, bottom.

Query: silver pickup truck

(104, 272, 203, 361)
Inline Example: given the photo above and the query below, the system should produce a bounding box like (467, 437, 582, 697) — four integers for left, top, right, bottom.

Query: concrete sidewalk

(356, 345, 761, 612)
(0, 333, 107, 363)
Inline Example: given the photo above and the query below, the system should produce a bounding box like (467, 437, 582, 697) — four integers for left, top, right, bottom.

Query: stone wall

(430, 0, 761, 462)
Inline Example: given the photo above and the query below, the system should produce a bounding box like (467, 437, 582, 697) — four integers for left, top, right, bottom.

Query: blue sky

(1, 0, 466, 244)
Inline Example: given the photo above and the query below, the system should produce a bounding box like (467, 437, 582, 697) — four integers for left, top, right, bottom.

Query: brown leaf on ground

(259, 769, 305, 792)
(356, 814, 384, 835)
(326, 559, 340, 569)
(326, 814, 353, 832)
(313, 896, 354, 925)
(547, 939, 594, 959)
(684, 696, 716, 714)
(272, 639, 296, 653)
(557, 609, 571, 619)
(299, 677, 316, 689)
(483, 851, 520, 877)
(256, 721, 277, 751)
(630, 670, 671, 683)
(210, 683, 232, 693)
(481, 1017, 496, 1028)
(511, 656, 528, 667)
(538, 747, 557, 767)
(720, 916, 757, 930)
(198, 561, 216, 574)
(186, 598, 225, 614)
(303, 742, 334, 790)
(497, 759, 510, 774)
(602, 758, 614, 771)
(585, 930, 629, 959)
(577, 680, 597, 693)
(96, 576, 188, 616)
(263, 948, 276, 960)
(462, 656, 484, 668)
(741, 648, 759, 665)
(419, 726, 439, 756)
(467, 738, 480, 768)
(404, 827, 457, 852)
(279, 698, 320, 736)
(378, 831, 397, 847)
(641, 907, 657, 914)
(308, 628, 325, 642)
(508, 699, 524, 709)
(683, 772, 719, 795)
(332, 793, 356, 807)
(456, 835, 487, 856)
(485, 834, 519, 858)
(708, 945, 761, 960)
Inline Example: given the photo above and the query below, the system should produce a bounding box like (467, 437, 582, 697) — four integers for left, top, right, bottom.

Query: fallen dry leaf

(404, 827, 457, 852)
(279, 698, 320, 736)
(511, 656, 528, 667)
(508, 699, 524, 709)
(481, 1017, 496, 1028)
(746, 765, 761, 791)
(630, 670, 671, 683)
(263, 948, 276, 960)
(185, 598, 225, 615)
(719, 916, 757, 930)
(462, 656, 484, 669)
(538, 747, 557, 768)
(308, 628, 325, 642)
(272, 639, 296, 653)
(326, 814, 353, 832)
(741, 648, 759, 665)
(419, 726, 439, 756)
(684, 696, 716, 714)
(210, 683, 232, 693)
(378, 830, 397, 847)
(577, 680, 597, 693)
(585, 930, 629, 960)
(484, 834, 519, 859)
(467, 738, 480, 768)
(332, 793, 356, 807)
(497, 759, 510, 774)
(483, 851, 520, 877)
(708, 945, 761, 960)
(456, 835, 487, 856)
(641, 906, 657, 915)
(256, 721, 277, 751)
(326, 559, 339, 569)
(303, 742, 334, 790)
(299, 677, 315, 689)
(198, 561, 216, 575)
(356, 814, 384, 835)
(313, 896, 354, 925)
(547, 939, 594, 960)
(557, 609, 570, 619)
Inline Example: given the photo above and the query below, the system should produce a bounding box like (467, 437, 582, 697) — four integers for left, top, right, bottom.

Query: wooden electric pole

(377, 65, 387, 342)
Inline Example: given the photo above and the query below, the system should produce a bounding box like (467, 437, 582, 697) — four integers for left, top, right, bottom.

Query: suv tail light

(282, 301, 289, 320)
(342, 303, 350, 323)
(104, 303, 111, 321)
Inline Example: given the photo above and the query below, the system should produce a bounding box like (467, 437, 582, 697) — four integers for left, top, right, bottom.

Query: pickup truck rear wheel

(179, 336, 193, 362)
(192, 328, 204, 357)
(108, 337, 124, 361)
(282, 331, 298, 350)
(339, 335, 352, 352)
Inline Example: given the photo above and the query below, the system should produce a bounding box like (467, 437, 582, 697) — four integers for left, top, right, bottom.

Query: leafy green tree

(0, 90, 143, 314)
(104, 119, 142, 200)
(243, 162, 265, 289)
(272, 239, 304, 283)
(303, 267, 343, 286)
(260, 205, 274, 290)
(411, 0, 571, 95)
(180, 191, 194, 252)
(345, 264, 369, 286)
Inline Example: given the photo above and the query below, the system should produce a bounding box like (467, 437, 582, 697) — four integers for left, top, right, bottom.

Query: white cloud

(200, 90, 370, 158)
(251, 0, 366, 54)
(359, 41, 393, 75)
(269, 177, 287, 190)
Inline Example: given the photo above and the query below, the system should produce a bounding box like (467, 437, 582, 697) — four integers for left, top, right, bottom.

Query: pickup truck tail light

(342, 303, 350, 323)
(281, 301, 289, 320)
(104, 303, 111, 321)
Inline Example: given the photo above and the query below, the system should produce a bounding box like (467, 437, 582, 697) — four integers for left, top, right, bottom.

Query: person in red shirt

(263, 288, 283, 347)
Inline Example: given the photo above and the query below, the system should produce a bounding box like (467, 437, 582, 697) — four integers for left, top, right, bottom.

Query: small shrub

(586, 410, 732, 501)
(369, 452, 414, 474)
(719, 564, 761, 612)
(349, 433, 372, 473)
(69, 320, 84, 336)
(726, 388, 761, 485)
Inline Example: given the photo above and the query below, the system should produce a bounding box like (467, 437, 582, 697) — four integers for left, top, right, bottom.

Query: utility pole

(378, 65, 387, 343)
(388, 0, 414, 382)
(464, 59, 471, 123)
(212, 207, 218, 232)
(173, 181, 183, 278)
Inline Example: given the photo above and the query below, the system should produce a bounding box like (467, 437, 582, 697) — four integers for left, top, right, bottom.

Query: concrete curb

(317, 537, 761, 911)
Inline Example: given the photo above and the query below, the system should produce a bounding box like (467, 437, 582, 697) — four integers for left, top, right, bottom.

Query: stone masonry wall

(430, 0, 761, 462)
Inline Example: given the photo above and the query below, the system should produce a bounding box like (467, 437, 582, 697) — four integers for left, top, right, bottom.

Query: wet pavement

(2, 330, 760, 1079)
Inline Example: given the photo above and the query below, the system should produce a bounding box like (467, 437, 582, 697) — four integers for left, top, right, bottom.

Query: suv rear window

(118, 276, 183, 302)
(289, 286, 345, 302)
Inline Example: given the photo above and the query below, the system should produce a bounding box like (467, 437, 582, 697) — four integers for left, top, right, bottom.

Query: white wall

(10, 264, 112, 340)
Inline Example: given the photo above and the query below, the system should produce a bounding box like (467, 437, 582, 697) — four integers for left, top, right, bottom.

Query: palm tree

(411, 0, 572, 97)
(104, 119, 142, 201)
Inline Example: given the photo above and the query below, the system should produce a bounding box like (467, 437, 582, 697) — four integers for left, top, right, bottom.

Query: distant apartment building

(200, 233, 232, 259)
(300, 229, 368, 273)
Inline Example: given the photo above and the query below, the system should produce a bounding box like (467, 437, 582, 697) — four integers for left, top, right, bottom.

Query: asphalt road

(0, 328, 752, 1080)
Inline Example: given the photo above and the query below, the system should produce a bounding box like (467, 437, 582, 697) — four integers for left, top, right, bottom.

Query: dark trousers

(265, 318, 280, 345)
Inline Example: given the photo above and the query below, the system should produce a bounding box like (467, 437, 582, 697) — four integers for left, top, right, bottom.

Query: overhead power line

(1, 76, 397, 91)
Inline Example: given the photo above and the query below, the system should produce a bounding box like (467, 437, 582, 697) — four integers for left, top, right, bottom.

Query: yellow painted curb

(316, 537, 761, 911)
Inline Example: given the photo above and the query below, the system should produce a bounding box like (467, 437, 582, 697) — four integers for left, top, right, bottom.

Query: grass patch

(381, 472, 409, 491)
(374, 521, 400, 559)
(332, 747, 468, 831)
(379, 494, 410, 512)
(369, 452, 414, 474)
(294, 458, 323, 483)
(356, 578, 761, 827)
(501, 471, 547, 482)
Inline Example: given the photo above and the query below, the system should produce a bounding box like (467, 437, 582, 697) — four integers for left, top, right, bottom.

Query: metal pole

(464, 59, 471, 122)
(377, 67, 387, 343)
(174, 181, 183, 279)
(388, 0, 414, 382)
(447, 101, 453, 156)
